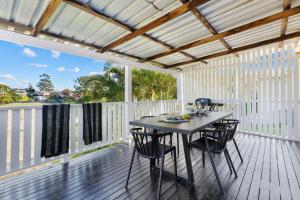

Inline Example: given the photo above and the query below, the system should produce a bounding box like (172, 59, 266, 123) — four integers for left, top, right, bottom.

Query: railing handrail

(0, 99, 179, 110)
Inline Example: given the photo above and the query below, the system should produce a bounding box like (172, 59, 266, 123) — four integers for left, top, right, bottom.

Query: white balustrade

(182, 44, 300, 141)
(0, 100, 181, 175)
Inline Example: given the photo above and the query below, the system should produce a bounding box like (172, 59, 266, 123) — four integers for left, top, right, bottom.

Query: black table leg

(182, 134, 194, 183)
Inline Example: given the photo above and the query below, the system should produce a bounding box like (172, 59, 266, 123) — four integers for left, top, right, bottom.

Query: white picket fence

(0, 100, 180, 176)
(182, 44, 300, 141)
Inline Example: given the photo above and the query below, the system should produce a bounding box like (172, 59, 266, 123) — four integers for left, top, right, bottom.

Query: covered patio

(1, 0, 300, 199)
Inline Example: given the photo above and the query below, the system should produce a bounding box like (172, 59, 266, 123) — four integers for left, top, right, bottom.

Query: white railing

(182, 44, 300, 141)
(0, 100, 181, 176)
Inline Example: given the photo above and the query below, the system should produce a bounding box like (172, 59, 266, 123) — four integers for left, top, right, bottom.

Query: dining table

(129, 111, 233, 184)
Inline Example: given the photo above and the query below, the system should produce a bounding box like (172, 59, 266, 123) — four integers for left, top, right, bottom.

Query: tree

(73, 62, 176, 103)
(74, 63, 124, 102)
(25, 83, 36, 98)
(0, 84, 23, 104)
(36, 74, 54, 92)
(132, 68, 177, 101)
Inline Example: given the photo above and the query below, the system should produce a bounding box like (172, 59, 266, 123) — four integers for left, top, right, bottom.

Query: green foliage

(132, 68, 177, 101)
(0, 84, 27, 104)
(36, 73, 54, 92)
(74, 63, 176, 102)
(74, 63, 124, 102)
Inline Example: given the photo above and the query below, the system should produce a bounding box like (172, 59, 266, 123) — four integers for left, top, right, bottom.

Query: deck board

(0, 133, 300, 200)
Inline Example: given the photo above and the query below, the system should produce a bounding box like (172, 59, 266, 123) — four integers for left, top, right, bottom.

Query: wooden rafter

(63, 0, 197, 62)
(180, 0, 236, 54)
(279, 0, 292, 47)
(31, 0, 61, 36)
(0, 18, 169, 68)
(100, 0, 209, 53)
(166, 31, 300, 68)
(144, 5, 300, 61)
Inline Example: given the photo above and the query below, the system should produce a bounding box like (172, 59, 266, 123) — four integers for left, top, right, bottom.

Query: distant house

(40, 91, 51, 97)
(13, 88, 27, 96)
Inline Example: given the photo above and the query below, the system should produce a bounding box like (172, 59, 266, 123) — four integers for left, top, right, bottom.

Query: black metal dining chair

(125, 128, 177, 200)
(189, 126, 237, 195)
(211, 119, 243, 163)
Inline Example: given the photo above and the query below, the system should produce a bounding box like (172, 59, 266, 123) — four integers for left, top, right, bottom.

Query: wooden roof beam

(180, 0, 237, 56)
(100, 0, 209, 53)
(166, 31, 300, 68)
(144, 5, 300, 61)
(63, 0, 197, 62)
(31, 0, 61, 36)
(279, 0, 292, 47)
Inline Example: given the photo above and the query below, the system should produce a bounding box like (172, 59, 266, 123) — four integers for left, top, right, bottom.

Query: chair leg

(224, 151, 232, 173)
(233, 138, 243, 163)
(170, 134, 173, 156)
(189, 134, 193, 143)
(205, 138, 224, 195)
(157, 154, 165, 200)
(125, 148, 136, 188)
(176, 133, 180, 155)
(225, 148, 238, 178)
(173, 149, 178, 181)
(202, 150, 205, 166)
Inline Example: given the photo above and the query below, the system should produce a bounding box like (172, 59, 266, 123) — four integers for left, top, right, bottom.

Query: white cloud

(51, 50, 60, 59)
(23, 48, 36, 57)
(93, 59, 104, 64)
(28, 63, 48, 68)
(0, 74, 16, 81)
(57, 66, 66, 72)
(89, 71, 105, 76)
(70, 67, 80, 72)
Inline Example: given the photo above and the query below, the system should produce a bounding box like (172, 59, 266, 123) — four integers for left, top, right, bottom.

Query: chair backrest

(213, 119, 240, 140)
(130, 128, 169, 159)
(140, 115, 156, 133)
(202, 126, 234, 153)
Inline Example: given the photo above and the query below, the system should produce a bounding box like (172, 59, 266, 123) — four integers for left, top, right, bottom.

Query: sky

(0, 40, 106, 91)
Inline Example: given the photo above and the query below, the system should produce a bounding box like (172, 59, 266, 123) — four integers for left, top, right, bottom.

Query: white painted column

(177, 72, 184, 113)
(125, 65, 133, 144)
(297, 54, 300, 141)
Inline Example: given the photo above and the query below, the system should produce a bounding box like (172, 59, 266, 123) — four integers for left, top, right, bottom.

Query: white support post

(297, 54, 300, 141)
(177, 72, 184, 113)
(125, 65, 133, 144)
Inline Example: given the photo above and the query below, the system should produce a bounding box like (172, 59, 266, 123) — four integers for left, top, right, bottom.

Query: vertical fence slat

(34, 108, 42, 165)
(0, 110, 8, 174)
(70, 106, 76, 153)
(23, 109, 32, 168)
(11, 109, 20, 171)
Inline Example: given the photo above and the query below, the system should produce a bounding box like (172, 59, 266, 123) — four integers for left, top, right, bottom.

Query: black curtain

(41, 104, 70, 158)
(82, 103, 102, 145)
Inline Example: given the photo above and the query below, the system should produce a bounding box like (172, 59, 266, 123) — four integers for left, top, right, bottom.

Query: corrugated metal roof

(148, 11, 212, 47)
(184, 40, 227, 58)
(225, 21, 281, 48)
(0, 0, 50, 27)
(154, 52, 191, 65)
(0, 0, 300, 68)
(114, 36, 169, 58)
(198, 0, 282, 32)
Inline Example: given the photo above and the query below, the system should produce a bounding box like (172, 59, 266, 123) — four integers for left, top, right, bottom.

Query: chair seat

(190, 137, 224, 153)
(138, 141, 175, 158)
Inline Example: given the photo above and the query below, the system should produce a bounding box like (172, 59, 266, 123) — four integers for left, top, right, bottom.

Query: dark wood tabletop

(129, 111, 232, 135)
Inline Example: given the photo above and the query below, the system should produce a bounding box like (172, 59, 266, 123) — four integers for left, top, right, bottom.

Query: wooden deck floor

(1, 133, 300, 200)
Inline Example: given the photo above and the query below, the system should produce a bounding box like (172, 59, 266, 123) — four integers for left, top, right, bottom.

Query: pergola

(0, 0, 299, 70)
(1, 1, 300, 199)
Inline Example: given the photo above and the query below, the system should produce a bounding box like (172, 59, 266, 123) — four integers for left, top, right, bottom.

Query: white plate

(159, 119, 190, 123)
